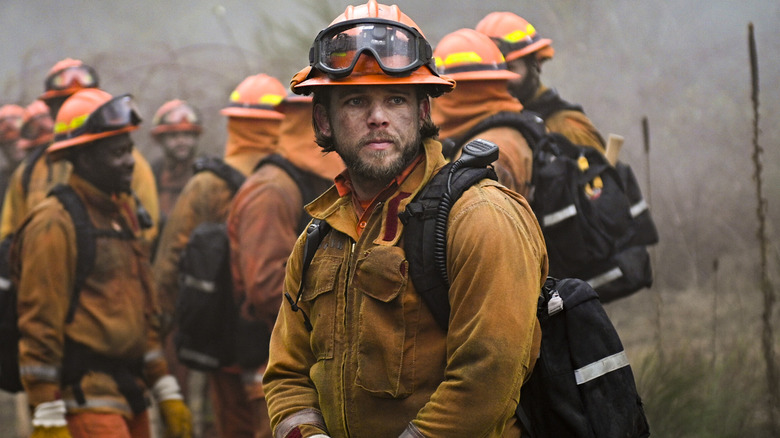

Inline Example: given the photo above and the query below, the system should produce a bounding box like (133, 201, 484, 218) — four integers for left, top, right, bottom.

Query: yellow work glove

(30, 400, 73, 438)
(152, 375, 192, 438)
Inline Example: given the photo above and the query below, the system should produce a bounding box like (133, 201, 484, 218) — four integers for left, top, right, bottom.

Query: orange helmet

(433, 28, 520, 82)
(19, 100, 54, 150)
(39, 58, 100, 102)
(151, 99, 203, 137)
(48, 88, 141, 155)
(475, 12, 554, 62)
(220, 74, 286, 120)
(0, 104, 25, 143)
(290, 0, 454, 97)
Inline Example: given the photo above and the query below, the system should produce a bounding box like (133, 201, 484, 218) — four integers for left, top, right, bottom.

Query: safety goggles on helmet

(55, 94, 141, 142)
(45, 65, 99, 92)
(309, 18, 434, 79)
(159, 104, 200, 125)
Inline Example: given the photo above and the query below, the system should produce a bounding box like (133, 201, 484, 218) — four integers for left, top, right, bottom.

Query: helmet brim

(47, 125, 138, 157)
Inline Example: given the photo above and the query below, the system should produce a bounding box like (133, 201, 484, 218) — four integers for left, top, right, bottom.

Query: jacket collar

(306, 138, 447, 245)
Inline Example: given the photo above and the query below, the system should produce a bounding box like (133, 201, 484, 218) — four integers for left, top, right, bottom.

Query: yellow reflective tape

(230, 90, 241, 102)
(68, 113, 89, 131)
(54, 121, 69, 135)
(577, 155, 589, 172)
(259, 94, 283, 106)
(503, 23, 537, 43)
(433, 56, 444, 69)
(443, 51, 483, 67)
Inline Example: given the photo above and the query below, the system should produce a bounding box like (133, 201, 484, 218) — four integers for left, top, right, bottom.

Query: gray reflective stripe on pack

(574, 350, 630, 385)
(542, 204, 577, 227)
(630, 199, 648, 218)
(587, 267, 623, 289)
(177, 348, 219, 369)
(19, 364, 60, 381)
(0, 276, 11, 290)
(182, 274, 216, 293)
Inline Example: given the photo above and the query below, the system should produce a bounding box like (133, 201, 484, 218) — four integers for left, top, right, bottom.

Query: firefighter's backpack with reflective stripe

(531, 132, 658, 302)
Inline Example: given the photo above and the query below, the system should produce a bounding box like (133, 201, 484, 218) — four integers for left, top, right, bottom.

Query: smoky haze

(1, 1, 779, 423)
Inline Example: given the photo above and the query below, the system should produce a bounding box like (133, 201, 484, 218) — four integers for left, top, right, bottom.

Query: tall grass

(635, 341, 772, 437)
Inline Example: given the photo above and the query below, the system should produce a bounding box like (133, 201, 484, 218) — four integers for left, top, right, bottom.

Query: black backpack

(291, 140, 650, 438)
(441, 111, 658, 302)
(0, 184, 136, 393)
(530, 133, 657, 302)
(174, 154, 332, 371)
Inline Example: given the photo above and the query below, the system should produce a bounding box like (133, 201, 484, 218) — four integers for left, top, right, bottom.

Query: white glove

(32, 399, 67, 427)
(152, 375, 183, 401)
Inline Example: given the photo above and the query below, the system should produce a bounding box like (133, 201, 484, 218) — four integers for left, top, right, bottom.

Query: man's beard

(339, 131, 422, 184)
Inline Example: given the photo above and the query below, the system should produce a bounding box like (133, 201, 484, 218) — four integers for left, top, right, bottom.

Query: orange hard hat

(475, 12, 554, 62)
(39, 58, 100, 102)
(19, 100, 54, 149)
(433, 28, 520, 82)
(48, 88, 141, 155)
(220, 74, 286, 120)
(291, 0, 454, 97)
(0, 104, 25, 143)
(151, 99, 203, 136)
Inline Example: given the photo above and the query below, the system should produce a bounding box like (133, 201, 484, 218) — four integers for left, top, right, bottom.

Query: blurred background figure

(150, 99, 203, 226)
(0, 104, 26, 202)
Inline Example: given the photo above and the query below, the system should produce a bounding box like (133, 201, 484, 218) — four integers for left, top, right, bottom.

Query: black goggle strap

(284, 218, 332, 332)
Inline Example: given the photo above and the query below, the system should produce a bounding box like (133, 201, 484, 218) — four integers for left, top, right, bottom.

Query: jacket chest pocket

(352, 245, 417, 398)
(301, 254, 342, 360)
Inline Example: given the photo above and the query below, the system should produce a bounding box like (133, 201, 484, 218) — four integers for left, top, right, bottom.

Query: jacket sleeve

(13, 204, 76, 407)
(263, 236, 329, 437)
(410, 183, 548, 437)
(0, 165, 26, 239)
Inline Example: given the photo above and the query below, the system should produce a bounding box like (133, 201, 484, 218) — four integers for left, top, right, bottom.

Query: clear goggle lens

(310, 18, 432, 78)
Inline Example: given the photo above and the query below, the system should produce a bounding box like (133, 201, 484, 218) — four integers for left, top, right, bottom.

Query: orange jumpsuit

(153, 116, 281, 438)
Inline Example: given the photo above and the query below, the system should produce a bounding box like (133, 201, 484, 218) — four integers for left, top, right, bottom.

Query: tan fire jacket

(432, 80, 534, 198)
(11, 174, 168, 417)
(264, 139, 548, 438)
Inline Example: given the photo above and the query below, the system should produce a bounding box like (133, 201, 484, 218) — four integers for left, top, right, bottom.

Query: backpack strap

(193, 155, 246, 194)
(523, 88, 584, 120)
(48, 185, 134, 324)
(440, 111, 546, 161)
(284, 218, 332, 331)
(398, 139, 499, 330)
(253, 154, 333, 233)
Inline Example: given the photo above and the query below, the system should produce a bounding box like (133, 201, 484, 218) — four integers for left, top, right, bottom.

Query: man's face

(314, 85, 427, 185)
(79, 133, 135, 194)
(0, 140, 24, 167)
(506, 56, 540, 104)
(159, 131, 198, 163)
